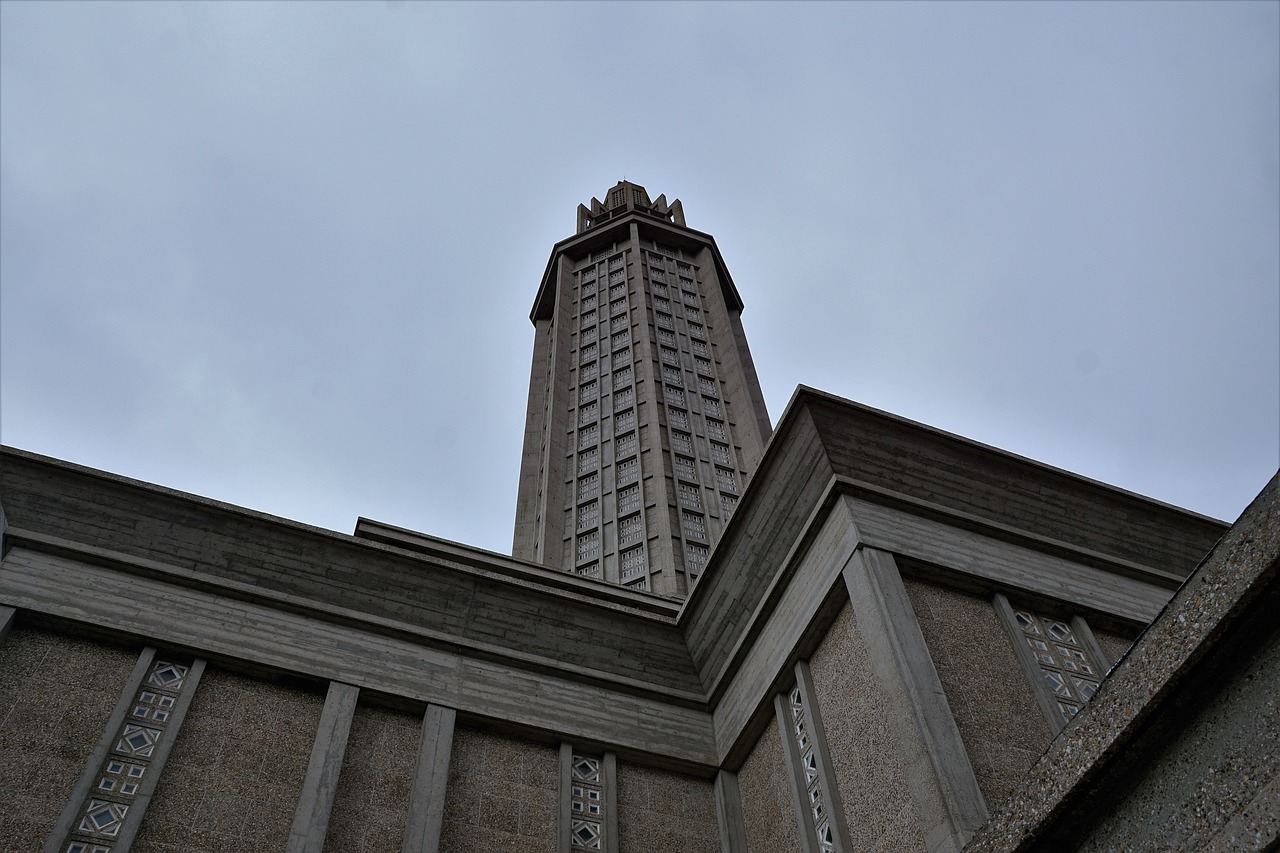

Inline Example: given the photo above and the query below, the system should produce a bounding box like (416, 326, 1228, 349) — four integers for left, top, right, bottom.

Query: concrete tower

(513, 181, 773, 597)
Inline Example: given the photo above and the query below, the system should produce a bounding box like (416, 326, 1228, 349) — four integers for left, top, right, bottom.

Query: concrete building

(1, 184, 1275, 853)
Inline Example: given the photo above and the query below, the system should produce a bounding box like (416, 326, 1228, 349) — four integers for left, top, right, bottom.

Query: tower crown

(577, 180, 686, 234)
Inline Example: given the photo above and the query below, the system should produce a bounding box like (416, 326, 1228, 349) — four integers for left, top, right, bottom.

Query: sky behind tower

(2, 1, 1277, 555)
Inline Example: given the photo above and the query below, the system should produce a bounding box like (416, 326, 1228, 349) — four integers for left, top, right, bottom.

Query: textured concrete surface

(616, 761, 718, 853)
(736, 708, 802, 853)
(809, 600, 929, 852)
(902, 578, 1052, 816)
(964, 474, 1279, 852)
(1090, 624, 1139, 671)
(438, 725, 557, 853)
(130, 667, 323, 852)
(1075, 626, 1279, 851)
(0, 627, 136, 850)
(324, 702, 419, 852)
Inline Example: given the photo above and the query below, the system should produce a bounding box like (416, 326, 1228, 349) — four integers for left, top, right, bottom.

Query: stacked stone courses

(1, 184, 1272, 852)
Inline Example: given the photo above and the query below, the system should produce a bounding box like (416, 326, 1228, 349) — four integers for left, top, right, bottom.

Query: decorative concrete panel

(1075, 627, 1280, 852)
(325, 702, 420, 852)
(736, 711, 803, 853)
(130, 667, 324, 852)
(808, 601, 928, 852)
(439, 725, 557, 853)
(902, 578, 1052, 814)
(0, 627, 136, 849)
(1091, 625, 1139, 671)
(616, 761, 718, 853)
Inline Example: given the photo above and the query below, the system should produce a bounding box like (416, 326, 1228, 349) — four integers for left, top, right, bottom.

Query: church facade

(1, 183, 1275, 852)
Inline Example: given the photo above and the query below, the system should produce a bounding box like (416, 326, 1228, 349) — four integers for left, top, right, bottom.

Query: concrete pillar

(402, 703, 456, 853)
(287, 681, 359, 853)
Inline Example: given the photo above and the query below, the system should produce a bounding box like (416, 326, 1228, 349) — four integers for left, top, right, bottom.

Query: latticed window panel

(667, 408, 689, 431)
(682, 288, 699, 305)
(710, 442, 732, 466)
(788, 687, 835, 853)
(694, 356, 713, 375)
(580, 266, 597, 282)
(657, 330, 676, 349)
(570, 755, 605, 849)
(654, 297, 672, 314)
(609, 283, 626, 300)
(655, 312, 674, 330)
(619, 514, 644, 547)
(652, 282, 669, 298)
(702, 395, 720, 417)
(612, 366, 632, 388)
(592, 249, 612, 263)
(577, 473, 599, 502)
(649, 267, 666, 283)
(612, 348, 631, 369)
(664, 386, 686, 408)
(655, 242, 679, 258)
(686, 307, 703, 324)
(609, 269, 625, 285)
(677, 482, 701, 510)
(715, 466, 738, 493)
(577, 501, 599, 531)
(578, 424, 598, 450)
(608, 255, 624, 271)
(674, 455, 697, 482)
(682, 512, 706, 541)
(580, 361, 599, 384)
(577, 449, 598, 475)
(721, 493, 738, 519)
(660, 346, 678, 366)
(615, 432, 637, 459)
(580, 343, 598, 364)
(610, 297, 627, 316)
(578, 402, 598, 426)
(685, 544, 709, 574)
(621, 545, 646, 579)
(615, 409, 636, 433)
(662, 364, 682, 384)
(577, 531, 600, 563)
(698, 376, 718, 397)
(613, 388, 634, 412)
(611, 330, 629, 350)
(688, 323, 706, 339)
(610, 314, 629, 334)
(580, 311, 597, 331)
(68, 657, 194, 852)
(1015, 609, 1102, 720)
(670, 430, 693, 456)
(574, 563, 602, 579)
(705, 419, 726, 441)
(617, 484, 641, 515)
(616, 457, 639, 484)
(677, 261, 693, 275)
(580, 293, 597, 312)
(579, 381, 598, 403)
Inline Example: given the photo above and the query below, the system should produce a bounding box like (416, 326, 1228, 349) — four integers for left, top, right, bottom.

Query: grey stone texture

(808, 601, 929, 852)
(130, 667, 324, 852)
(902, 578, 1053, 815)
(0, 627, 136, 849)
(438, 725, 557, 853)
(616, 760, 719, 853)
(1090, 624, 1139, 671)
(735, 710, 803, 853)
(1076, 625, 1280, 851)
(325, 702, 420, 852)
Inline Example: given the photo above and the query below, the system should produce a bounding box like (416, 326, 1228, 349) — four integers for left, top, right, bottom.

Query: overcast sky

(2, 1, 1276, 556)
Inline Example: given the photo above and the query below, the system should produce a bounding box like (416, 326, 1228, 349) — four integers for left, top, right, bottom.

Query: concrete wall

(735, 712, 802, 853)
(326, 702, 420, 852)
(1074, 626, 1280, 851)
(808, 601, 928, 852)
(131, 667, 323, 852)
(0, 626, 137, 849)
(1091, 624, 1139, 670)
(438, 725, 558, 853)
(616, 761, 718, 853)
(902, 578, 1052, 815)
